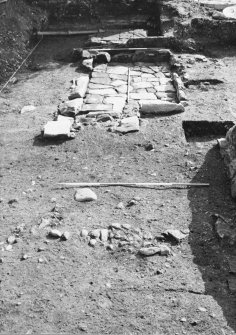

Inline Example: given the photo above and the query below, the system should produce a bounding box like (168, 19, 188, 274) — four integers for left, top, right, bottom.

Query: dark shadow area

(183, 121, 235, 142)
(33, 134, 74, 147)
(188, 144, 236, 331)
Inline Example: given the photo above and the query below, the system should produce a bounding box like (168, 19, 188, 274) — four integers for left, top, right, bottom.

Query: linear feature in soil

(183, 120, 235, 141)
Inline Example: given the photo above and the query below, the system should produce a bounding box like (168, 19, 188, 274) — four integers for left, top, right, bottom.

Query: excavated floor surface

(0, 34, 236, 334)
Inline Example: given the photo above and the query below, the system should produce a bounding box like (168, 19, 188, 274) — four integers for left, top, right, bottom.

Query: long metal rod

(58, 182, 210, 188)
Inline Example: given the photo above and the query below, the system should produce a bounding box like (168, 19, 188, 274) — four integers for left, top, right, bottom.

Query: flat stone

(91, 72, 110, 78)
(58, 98, 83, 117)
(100, 229, 109, 242)
(133, 82, 153, 89)
(43, 118, 73, 138)
(195, 0, 236, 10)
(141, 73, 156, 78)
(140, 100, 185, 114)
(131, 77, 142, 83)
(85, 94, 104, 104)
(107, 66, 128, 75)
(93, 64, 107, 72)
(74, 188, 97, 202)
(81, 104, 113, 112)
(111, 80, 127, 87)
(165, 229, 188, 243)
(90, 77, 111, 85)
(109, 74, 128, 81)
(110, 223, 121, 229)
(130, 93, 157, 100)
(88, 83, 112, 89)
(139, 247, 161, 256)
(116, 85, 129, 94)
(130, 70, 142, 76)
(87, 88, 117, 96)
(68, 76, 89, 99)
(115, 116, 140, 134)
(20, 105, 36, 114)
(103, 96, 126, 105)
(135, 89, 147, 94)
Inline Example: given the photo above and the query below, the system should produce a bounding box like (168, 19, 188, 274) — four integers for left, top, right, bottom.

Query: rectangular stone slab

(81, 104, 113, 112)
(68, 76, 89, 99)
(58, 98, 83, 116)
(140, 100, 185, 114)
(43, 117, 73, 138)
(130, 92, 157, 100)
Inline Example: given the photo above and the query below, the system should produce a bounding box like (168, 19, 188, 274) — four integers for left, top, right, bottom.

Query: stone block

(115, 116, 140, 133)
(68, 76, 89, 99)
(43, 117, 73, 138)
(85, 94, 104, 104)
(58, 98, 83, 117)
(140, 100, 185, 114)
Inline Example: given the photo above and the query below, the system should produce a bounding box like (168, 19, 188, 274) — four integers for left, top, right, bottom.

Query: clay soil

(0, 35, 236, 335)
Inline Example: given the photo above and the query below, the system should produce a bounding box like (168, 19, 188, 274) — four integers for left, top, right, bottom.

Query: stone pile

(79, 222, 175, 255)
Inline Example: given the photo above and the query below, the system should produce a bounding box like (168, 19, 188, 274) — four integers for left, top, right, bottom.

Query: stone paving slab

(81, 62, 179, 118)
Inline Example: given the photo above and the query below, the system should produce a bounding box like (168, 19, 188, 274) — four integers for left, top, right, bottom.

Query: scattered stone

(122, 224, 131, 230)
(164, 229, 188, 243)
(37, 246, 46, 252)
(127, 199, 137, 207)
(115, 116, 140, 134)
(180, 317, 187, 322)
(38, 257, 46, 263)
(110, 223, 121, 229)
(144, 141, 155, 151)
(21, 254, 29, 260)
(89, 229, 100, 239)
(100, 229, 109, 242)
(58, 98, 83, 117)
(198, 306, 207, 312)
(95, 52, 111, 64)
(107, 244, 114, 251)
(139, 247, 161, 256)
(61, 232, 70, 241)
(78, 322, 88, 332)
(48, 229, 62, 238)
(7, 235, 17, 244)
(20, 105, 36, 114)
(89, 238, 97, 247)
(82, 58, 93, 71)
(116, 202, 125, 209)
(74, 188, 97, 202)
(39, 218, 52, 229)
(81, 229, 89, 238)
(5, 245, 13, 251)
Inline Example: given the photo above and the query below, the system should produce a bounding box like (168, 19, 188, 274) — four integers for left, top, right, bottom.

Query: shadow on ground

(188, 144, 236, 331)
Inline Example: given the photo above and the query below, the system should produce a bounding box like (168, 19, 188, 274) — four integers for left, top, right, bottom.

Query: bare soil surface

(1, 35, 236, 335)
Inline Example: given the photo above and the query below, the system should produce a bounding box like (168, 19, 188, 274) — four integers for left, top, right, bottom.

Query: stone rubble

(74, 188, 98, 202)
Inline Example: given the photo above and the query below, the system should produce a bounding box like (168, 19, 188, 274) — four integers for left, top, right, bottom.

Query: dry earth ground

(0, 36, 236, 334)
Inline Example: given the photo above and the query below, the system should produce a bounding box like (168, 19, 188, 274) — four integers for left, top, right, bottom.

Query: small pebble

(61, 231, 70, 241)
(180, 317, 187, 322)
(21, 254, 29, 260)
(89, 239, 97, 247)
(198, 306, 207, 312)
(107, 244, 114, 251)
(38, 257, 45, 263)
(7, 235, 17, 244)
(50, 198, 57, 203)
(48, 229, 62, 238)
(37, 247, 46, 252)
(5, 245, 13, 251)
(116, 202, 124, 209)
(81, 229, 89, 238)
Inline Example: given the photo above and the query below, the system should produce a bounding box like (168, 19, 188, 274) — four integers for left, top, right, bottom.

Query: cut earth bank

(1, 0, 236, 334)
